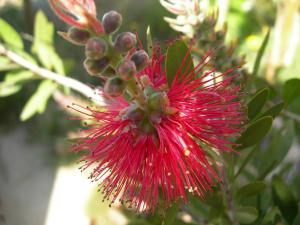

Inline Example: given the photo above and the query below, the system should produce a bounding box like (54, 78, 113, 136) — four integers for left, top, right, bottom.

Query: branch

(0, 43, 105, 106)
(283, 110, 300, 123)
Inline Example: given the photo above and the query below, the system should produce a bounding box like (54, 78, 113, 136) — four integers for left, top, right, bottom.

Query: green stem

(233, 147, 256, 181)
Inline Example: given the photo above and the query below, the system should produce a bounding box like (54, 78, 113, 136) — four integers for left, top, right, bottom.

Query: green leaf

(236, 206, 259, 224)
(261, 102, 285, 118)
(292, 211, 300, 225)
(260, 207, 281, 225)
(146, 26, 153, 56)
(283, 79, 300, 105)
(248, 88, 269, 120)
(252, 29, 270, 76)
(258, 120, 294, 179)
(162, 203, 179, 225)
(0, 84, 21, 97)
(0, 56, 19, 71)
(127, 220, 152, 225)
(166, 40, 194, 87)
(32, 11, 65, 74)
(4, 71, 35, 85)
(272, 176, 298, 224)
(0, 71, 35, 97)
(237, 116, 273, 149)
(0, 19, 24, 49)
(236, 182, 266, 202)
(20, 80, 57, 121)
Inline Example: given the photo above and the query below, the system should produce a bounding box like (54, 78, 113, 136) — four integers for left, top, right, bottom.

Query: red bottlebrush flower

(73, 46, 244, 213)
(49, 0, 104, 34)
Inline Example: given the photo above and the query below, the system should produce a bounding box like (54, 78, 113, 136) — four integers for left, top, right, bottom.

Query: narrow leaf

(252, 29, 270, 76)
(32, 11, 65, 74)
(20, 80, 57, 121)
(248, 88, 269, 120)
(237, 116, 273, 149)
(0, 56, 19, 71)
(0, 84, 21, 97)
(236, 206, 259, 224)
(0, 19, 24, 49)
(4, 71, 34, 85)
(166, 40, 194, 87)
(272, 176, 298, 224)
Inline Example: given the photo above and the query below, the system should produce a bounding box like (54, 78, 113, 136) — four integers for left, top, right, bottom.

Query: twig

(0, 43, 105, 106)
(282, 110, 300, 123)
(221, 159, 239, 225)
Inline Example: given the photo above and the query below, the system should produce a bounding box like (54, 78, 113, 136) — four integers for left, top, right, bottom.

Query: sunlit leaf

(0, 19, 24, 49)
(0, 56, 19, 71)
(237, 116, 273, 149)
(247, 88, 269, 120)
(20, 80, 57, 121)
(166, 40, 194, 87)
(272, 176, 298, 224)
(0, 84, 21, 97)
(252, 29, 270, 76)
(236, 206, 258, 224)
(32, 11, 65, 74)
(4, 71, 35, 84)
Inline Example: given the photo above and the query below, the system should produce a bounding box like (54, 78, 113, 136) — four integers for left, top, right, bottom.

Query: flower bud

(114, 32, 137, 53)
(102, 10, 123, 34)
(122, 104, 144, 122)
(116, 60, 136, 81)
(67, 26, 90, 45)
(131, 50, 149, 71)
(85, 37, 108, 59)
(84, 58, 110, 75)
(148, 92, 169, 112)
(100, 67, 115, 79)
(104, 76, 126, 97)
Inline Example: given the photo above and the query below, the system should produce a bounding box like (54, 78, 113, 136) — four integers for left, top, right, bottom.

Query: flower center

(120, 77, 176, 133)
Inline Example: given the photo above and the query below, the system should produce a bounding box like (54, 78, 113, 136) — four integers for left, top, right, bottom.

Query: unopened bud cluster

(61, 9, 150, 97)
(57, 6, 174, 131)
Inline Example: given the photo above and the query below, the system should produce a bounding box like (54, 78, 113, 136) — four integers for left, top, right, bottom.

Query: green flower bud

(148, 92, 169, 112)
(116, 60, 137, 81)
(122, 104, 144, 122)
(85, 37, 108, 59)
(131, 50, 149, 71)
(100, 67, 116, 79)
(104, 76, 126, 97)
(67, 27, 90, 45)
(102, 10, 123, 34)
(84, 58, 110, 75)
(114, 32, 137, 53)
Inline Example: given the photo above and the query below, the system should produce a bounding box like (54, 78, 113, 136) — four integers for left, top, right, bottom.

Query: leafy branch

(0, 43, 105, 105)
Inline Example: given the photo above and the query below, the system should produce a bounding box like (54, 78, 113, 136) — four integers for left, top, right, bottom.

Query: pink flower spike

(73, 44, 245, 213)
